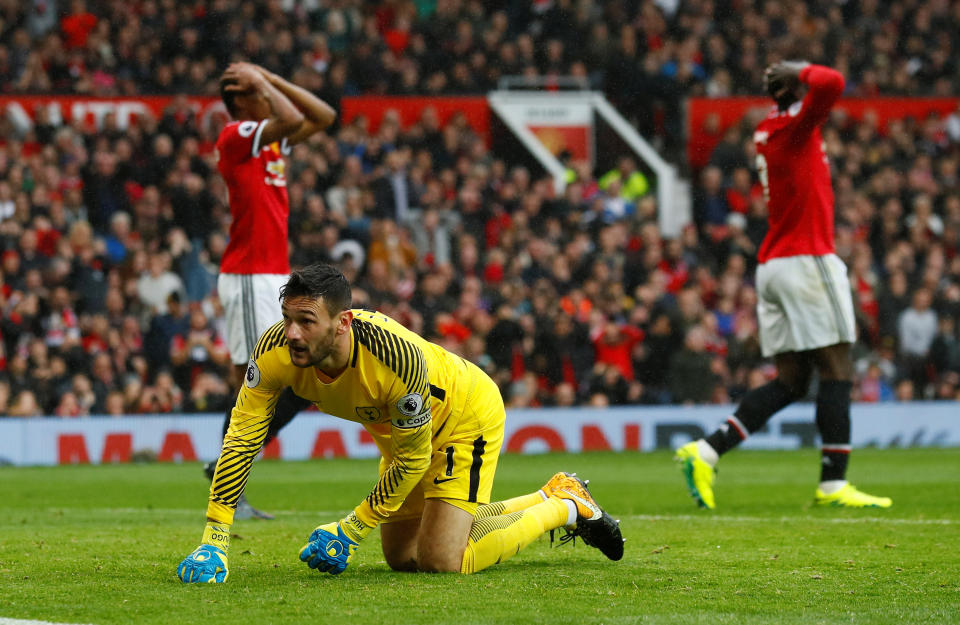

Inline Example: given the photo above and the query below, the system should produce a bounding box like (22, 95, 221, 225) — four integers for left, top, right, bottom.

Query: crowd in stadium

(1, 0, 960, 416)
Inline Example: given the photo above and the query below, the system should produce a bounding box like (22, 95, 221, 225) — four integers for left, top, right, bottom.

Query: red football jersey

(754, 65, 845, 262)
(216, 119, 291, 275)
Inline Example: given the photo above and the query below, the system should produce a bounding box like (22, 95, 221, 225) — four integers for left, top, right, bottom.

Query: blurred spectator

(668, 326, 719, 404)
(169, 306, 229, 391)
(598, 157, 649, 202)
(144, 292, 189, 371)
(137, 251, 185, 316)
(104, 390, 126, 416)
(372, 148, 419, 223)
(929, 316, 960, 376)
(186, 371, 231, 413)
(1, 0, 960, 415)
(898, 287, 938, 389)
(137, 369, 183, 414)
(8, 389, 42, 416)
(0, 379, 10, 414)
(591, 318, 644, 382)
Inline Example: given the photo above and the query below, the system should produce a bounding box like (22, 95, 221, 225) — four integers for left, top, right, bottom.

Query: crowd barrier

(0, 403, 956, 466)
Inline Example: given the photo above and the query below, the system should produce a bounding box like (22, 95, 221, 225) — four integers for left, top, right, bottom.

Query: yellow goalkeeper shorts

(381, 370, 505, 521)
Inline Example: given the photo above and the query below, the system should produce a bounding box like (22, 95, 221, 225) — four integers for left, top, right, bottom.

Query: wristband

(201, 521, 231, 553)
(340, 511, 374, 542)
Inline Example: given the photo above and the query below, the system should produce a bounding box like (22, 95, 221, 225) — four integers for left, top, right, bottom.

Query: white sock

(818, 480, 847, 494)
(697, 439, 719, 466)
(562, 499, 578, 526)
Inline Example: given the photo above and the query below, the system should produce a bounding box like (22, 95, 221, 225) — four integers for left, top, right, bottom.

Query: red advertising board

(687, 96, 960, 169)
(0, 95, 493, 144)
(340, 96, 490, 139)
(0, 95, 224, 131)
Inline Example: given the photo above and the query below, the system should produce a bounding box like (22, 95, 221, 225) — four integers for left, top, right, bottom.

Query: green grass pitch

(1, 448, 958, 625)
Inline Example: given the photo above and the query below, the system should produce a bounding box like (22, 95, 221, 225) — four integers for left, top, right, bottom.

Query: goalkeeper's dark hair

(280, 263, 352, 314)
(220, 76, 241, 118)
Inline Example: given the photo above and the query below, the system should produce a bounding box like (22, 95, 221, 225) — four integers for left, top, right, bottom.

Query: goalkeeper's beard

(288, 330, 336, 368)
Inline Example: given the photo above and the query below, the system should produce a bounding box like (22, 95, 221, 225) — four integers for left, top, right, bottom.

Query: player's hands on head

(228, 61, 269, 78)
(764, 60, 810, 99)
(221, 63, 268, 93)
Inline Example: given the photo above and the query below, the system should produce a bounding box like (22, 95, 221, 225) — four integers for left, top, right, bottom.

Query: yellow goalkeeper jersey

(207, 309, 486, 527)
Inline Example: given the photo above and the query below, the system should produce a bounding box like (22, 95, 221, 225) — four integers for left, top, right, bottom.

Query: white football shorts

(218, 273, 288, 365)
(755, 254, 856, 357)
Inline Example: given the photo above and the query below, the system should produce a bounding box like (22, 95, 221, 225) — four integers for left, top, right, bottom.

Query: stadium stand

(0, 0, 959, 415)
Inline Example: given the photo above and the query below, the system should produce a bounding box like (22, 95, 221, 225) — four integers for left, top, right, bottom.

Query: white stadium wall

(1, 403, 957, 466)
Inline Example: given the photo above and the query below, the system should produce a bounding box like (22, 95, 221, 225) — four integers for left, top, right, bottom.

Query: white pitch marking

(39, 507, 344, 517)
(36, 509, 958, 526)
(1, 618, 94, 625)
(629, 513, 958, 526)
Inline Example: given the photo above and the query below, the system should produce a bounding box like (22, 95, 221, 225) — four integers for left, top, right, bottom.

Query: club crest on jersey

(266, 159, 285, 177)
(245, 360, 261, 388)
(397, 393, 424, 417)
(356, 406, 381, 421)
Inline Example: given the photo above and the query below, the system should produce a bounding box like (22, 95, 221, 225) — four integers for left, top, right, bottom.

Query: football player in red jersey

(676, 62, 892, 509)
(206, 62, 336, 519)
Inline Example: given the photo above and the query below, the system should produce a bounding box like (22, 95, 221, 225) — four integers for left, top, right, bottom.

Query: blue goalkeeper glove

(298, 513, 372, 575)
(177, 522, 231, 583)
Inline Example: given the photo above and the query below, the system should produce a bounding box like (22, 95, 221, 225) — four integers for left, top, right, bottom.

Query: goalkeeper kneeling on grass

(177, 263, 624, 582)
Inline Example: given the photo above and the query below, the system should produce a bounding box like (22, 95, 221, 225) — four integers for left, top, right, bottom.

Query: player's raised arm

(221, 63, 304, 148)
(255, 65, 336, 145)
(766, 61, 844, 136)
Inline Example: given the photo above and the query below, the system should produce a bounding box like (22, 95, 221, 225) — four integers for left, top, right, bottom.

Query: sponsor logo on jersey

(393, 413, 430, 429)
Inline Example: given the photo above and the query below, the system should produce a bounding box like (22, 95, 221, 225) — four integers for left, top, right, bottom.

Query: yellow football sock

(460, 497, 568, 574)
(473, 492, 547, 520)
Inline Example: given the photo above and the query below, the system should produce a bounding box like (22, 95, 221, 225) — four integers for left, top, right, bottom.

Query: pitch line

(40, 507, 345, 517)
(1, 619, 93, 625)
(39, 508, 958, 526)
(630, 513, 958, 526)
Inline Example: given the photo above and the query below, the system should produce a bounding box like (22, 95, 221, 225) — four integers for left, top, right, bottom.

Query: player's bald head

(280, 263, 352, 315)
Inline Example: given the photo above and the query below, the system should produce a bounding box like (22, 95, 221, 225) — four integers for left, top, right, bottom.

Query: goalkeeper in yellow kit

(177, 263, 623, 581)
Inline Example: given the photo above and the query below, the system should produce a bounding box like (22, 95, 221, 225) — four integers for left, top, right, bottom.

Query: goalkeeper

(177, 263, 623, 582)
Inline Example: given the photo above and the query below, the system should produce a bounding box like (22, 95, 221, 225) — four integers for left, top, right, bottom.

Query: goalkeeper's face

(282, 296, 348, 368)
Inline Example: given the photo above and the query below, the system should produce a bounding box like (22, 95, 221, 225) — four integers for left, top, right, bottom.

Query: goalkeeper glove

(177, 522, 231, 583)
(298, 512, 372, 575)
